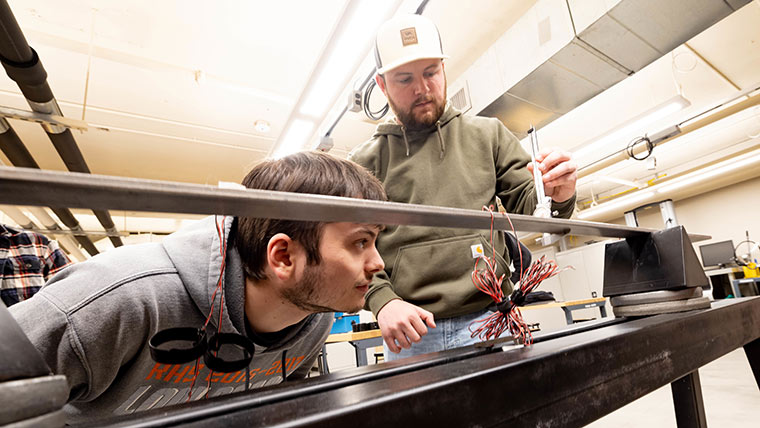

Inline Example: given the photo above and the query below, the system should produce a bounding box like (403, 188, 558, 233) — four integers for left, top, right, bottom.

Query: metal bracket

(0, 105, 89, 132)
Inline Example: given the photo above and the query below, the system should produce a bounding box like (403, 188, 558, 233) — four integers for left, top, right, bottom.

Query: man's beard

(387, 83, 447, 131)
(279, 264, 364, 314)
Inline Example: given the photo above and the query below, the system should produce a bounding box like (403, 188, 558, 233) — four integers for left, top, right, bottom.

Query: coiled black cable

(626, 135, 654, 161)
(363, 78, 389, 121)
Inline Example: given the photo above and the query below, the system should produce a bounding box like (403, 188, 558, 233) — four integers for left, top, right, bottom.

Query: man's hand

(377, 299, 436, 353)
(527, 148, 577, 203)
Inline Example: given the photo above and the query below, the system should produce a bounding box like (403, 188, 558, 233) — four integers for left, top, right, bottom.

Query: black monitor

(698, 240, 735, 268)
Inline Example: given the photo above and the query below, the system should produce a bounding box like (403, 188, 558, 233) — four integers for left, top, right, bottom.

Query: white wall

(611, 175, 760, 263)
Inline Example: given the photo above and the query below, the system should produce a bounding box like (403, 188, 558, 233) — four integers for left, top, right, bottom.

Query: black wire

(281, 349, 288, 383)
(415, 0, 430, 15)
(363, 78, 389, 121)
(359, 0, 428, 122)
(626, 135, 654, 161)
(734, 239, 758, 254)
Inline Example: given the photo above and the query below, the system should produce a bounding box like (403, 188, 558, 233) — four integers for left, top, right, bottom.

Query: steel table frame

(91, 298, 760, 428)
(732, 277, 760, 298)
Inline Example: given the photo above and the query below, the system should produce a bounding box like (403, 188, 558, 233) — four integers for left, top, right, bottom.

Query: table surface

(704, 266, 743, 276)
(325, 329, 382, 343)
(325, 297, 608, 343)
(519, 296, 606, 310)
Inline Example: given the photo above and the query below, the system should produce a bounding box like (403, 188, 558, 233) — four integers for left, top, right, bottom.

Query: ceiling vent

(466, 0, 751, 138)
(449, 81, 472, 113)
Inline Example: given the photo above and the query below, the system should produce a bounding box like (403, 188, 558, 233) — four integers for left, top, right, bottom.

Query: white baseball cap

(374, 14, 448, 75)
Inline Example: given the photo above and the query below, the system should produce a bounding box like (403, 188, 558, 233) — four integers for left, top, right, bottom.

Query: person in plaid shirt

(1, 223, 72, 307)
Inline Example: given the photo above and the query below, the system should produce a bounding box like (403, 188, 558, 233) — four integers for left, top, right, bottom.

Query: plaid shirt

(1, 224, 72, 307)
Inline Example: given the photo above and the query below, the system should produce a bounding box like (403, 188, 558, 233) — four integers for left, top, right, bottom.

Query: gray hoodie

(9, 216, 332, 424)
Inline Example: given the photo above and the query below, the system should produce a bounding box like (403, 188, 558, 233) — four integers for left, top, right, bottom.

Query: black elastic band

(149, 327, 207, 364)
(496, 299, 514, 314)
(204, 333, 255, 373)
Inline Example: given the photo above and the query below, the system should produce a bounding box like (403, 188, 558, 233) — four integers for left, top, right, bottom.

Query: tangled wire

(469, 206, 564, 345)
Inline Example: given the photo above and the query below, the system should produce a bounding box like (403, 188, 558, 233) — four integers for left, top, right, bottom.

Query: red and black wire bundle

(469, 206, 561, 345)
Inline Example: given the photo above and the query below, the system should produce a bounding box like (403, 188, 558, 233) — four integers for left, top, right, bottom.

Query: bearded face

(380, 59, 447, 131)
(386, 80, 447, 130)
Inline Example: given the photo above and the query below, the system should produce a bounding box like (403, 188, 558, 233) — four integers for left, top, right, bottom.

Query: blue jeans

(383, 308, 503, 362)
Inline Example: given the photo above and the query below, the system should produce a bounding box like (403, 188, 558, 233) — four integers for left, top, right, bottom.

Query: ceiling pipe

(578, 91, 760, 178)
(24, 206, 87, 262)
(0, 117, 100, 255)
(0, 204, 34, 229)
(0, 0, 122, 248)
(0, 204, 86, 261)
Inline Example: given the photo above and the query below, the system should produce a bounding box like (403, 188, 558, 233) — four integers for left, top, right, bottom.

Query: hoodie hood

(161, 216, 237, 333)
(373, 103, 461, 158)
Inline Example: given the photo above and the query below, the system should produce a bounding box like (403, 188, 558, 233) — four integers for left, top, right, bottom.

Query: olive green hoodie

(349, 105, 575, 319)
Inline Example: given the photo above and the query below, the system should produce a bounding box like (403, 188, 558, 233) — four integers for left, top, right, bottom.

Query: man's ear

(266, 233, 302, 282)
(375, 74, 387, 94)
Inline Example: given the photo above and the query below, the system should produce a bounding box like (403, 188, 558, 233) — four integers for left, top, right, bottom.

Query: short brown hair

(235, 151, 387, 280)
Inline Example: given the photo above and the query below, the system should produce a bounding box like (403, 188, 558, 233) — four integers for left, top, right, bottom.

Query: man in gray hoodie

(9, 151, 386, 423)
(350, 14, 577, 360)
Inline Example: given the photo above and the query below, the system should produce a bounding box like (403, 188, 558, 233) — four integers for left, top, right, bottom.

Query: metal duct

(477, 0, 752, 138)
(0, 118, 99, 256)
(0, 0, 123, 248)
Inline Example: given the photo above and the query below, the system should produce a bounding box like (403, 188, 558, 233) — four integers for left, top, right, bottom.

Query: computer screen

(699, 240, 735, 268)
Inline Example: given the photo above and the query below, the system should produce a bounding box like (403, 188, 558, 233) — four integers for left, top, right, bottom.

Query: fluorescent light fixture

(574, 95, 691, 160)
(576, 190, 655, 220)
(271, 0, 402, 158)
(656, 150, 760, 194)
(299, 1, 394, 118)
(578, 149, 760, 220)
(273, 119, 315, 159)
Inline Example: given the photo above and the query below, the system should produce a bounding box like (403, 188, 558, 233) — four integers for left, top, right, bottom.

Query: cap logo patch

(400, 27, 418, 46)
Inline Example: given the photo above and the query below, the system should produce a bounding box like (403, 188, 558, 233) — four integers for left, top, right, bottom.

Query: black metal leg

(561, 307, 573, 325)
(671, 370, 707, 428)
(349, 342, 361, 366)
(319, 345, 330, 374)
(744, 337, 760, 390)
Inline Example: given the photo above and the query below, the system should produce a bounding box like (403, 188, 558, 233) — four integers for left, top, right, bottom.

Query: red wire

(188, 215, 229, 401)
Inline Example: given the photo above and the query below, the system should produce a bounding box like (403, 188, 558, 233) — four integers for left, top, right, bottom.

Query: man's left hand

(526, 148, 577, 203)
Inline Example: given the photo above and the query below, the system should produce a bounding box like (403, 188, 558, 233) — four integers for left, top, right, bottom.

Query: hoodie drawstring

(401, 125, 410, 157)
(398, 120, 446, 158)
(436, 121, 445, 159)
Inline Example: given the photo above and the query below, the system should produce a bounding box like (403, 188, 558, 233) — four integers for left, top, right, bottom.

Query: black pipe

(0, 120, 100, 256)
(0, 0, 123, 248)
(48, 208, 101, 256)
(0, 120, 36, 168)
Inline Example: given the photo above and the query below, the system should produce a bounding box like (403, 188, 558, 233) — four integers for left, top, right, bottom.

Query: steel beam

(92, 298, 760, 427)
(0, 166, 710, 240)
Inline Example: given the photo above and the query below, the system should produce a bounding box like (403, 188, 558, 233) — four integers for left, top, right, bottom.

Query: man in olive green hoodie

(349, 14, 577, 361)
